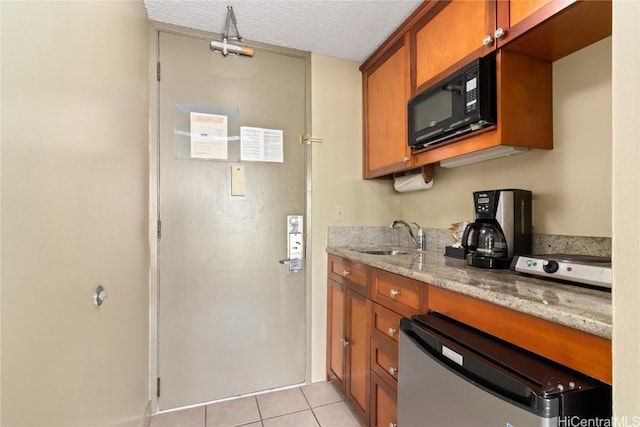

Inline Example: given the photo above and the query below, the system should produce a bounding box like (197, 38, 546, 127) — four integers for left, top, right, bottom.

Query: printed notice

(240, 126, 284, 163)
(190, 112, 228, 159)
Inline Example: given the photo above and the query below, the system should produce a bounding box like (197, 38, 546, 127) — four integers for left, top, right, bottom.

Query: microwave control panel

(465, 68, 479, 114)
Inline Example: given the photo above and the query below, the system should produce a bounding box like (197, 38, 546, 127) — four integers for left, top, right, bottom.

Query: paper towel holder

(393, 165, 433, 182)
(392, 165, 434, 193)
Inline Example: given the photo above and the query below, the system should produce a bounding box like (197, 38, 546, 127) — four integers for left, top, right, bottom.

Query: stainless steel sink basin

(356, 249, 412, 256)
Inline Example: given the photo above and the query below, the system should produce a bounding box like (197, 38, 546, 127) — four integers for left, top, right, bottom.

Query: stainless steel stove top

(511, 254, 612, 289)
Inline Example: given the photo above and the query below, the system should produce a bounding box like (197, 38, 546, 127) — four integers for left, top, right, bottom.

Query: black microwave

(408, 53, 496, 150)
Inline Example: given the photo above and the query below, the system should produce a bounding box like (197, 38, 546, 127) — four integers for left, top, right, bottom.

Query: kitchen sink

(356, 249, 412, 256)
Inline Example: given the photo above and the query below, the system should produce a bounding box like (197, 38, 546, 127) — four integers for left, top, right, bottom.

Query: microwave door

(411, 74, 465, 147)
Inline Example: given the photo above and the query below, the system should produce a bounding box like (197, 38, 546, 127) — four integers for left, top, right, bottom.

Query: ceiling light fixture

(210, 6, 254, 58)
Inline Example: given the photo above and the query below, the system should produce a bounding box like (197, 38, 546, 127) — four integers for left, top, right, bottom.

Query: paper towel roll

(393, 172, 433, 192)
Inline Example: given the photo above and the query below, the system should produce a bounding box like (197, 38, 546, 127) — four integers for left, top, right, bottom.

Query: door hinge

(157, 377, 161, 398)
(157, 219, 162, 239)
(157, 61, 161, 81)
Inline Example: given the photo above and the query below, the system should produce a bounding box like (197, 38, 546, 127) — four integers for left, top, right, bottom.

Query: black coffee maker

(462, 189, 532, 269)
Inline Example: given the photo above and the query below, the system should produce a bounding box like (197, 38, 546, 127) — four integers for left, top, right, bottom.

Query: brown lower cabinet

(327, 254, 612, 427)
(327, 277, 372, 422)
(370, 371, 397, 427)
(327, 255, 424, 426)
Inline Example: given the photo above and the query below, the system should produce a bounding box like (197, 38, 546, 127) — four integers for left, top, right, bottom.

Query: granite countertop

(327, 246, 612, 339)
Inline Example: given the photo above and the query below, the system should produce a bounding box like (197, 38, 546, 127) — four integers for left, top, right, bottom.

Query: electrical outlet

(335, 206, 344, 221)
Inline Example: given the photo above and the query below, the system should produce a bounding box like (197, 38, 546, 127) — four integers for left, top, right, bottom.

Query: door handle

(280, 257, 303, 274)
(283, 215, 303, 273)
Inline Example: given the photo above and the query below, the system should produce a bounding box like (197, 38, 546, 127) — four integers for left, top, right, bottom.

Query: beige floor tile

(256, 388, 310, 419)
(206, 396, 261, 427)
(149, 406, 205, 427)
(262, 410, 319, 427)
(313, 401, 366, 427)
(301, 381, 345, 408)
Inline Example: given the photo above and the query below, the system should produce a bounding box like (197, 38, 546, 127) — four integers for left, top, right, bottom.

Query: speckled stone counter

(327, 246, 612, 340)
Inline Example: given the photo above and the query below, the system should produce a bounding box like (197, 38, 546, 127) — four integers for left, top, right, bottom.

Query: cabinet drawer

(372, 303, 402, 343)
(372, 268, 425, 317)
(371, 330, 398, 390)
(328, 255, 369, 296)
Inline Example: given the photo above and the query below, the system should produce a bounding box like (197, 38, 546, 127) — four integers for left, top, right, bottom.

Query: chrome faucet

(389, 220, 426, 251)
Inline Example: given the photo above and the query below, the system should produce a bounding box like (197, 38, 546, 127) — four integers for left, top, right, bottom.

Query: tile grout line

(299, 387, 322, 427)
(254, 395, 264, 426)
(258, 388, 316, 425)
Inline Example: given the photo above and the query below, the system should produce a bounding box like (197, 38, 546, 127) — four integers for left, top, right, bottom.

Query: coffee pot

(462, 189, 532, 269)
(462, 222, 508, 258)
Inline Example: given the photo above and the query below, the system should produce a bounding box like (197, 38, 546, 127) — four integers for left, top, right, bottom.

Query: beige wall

(400, 37, 612, 237)
(1, 1, 150, 425)
(310, 55, 401, 381)
(612, 0, 640, 420)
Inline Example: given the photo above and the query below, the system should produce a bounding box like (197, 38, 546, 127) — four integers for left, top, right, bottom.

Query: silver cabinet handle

(389, 423, 397, 427)
(402, 156, 410, 164)
(340, 337, 350, 347)
(482, 34, 493, 46)
(388, 328, 397, 337)
(494, 27, 505, 39)
(389, 367, 398, 376)
(389, 289, 400, 298)
(342, 270, 351, 277)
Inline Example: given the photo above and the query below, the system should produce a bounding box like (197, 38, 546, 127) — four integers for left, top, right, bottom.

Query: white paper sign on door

(190, 112, 228, 160)
(240, 126, 284, 163)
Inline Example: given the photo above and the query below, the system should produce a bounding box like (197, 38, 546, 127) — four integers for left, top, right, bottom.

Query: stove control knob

(543, 260, 559, 273)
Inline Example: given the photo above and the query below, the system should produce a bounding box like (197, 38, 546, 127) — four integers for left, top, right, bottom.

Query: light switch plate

(231, 165, 245, 196)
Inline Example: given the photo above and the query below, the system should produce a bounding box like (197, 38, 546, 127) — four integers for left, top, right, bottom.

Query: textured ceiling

(144, 0, 423, 63)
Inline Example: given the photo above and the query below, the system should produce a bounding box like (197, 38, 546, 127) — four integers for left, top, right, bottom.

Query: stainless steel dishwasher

(398, 313, 611, 427)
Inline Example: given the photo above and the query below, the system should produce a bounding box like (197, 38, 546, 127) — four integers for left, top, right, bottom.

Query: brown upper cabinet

(359, 0, 611, 179)
(362, 35, 412, 179)
(413, 0, 612, 90)
(496, 0, 612, 60)
(414, 0, 496, 90)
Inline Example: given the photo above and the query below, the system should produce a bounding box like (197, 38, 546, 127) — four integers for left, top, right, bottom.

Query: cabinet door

(346, 289, 372, 421)
(327, 279, 345, 389)
(500, 0, 553, 30)
(370, 371, 397, 427)
(362, 36, 411, 178)
(496, 0, 562, 47)
(415, 0, 496, 89)
(495, 0, 611, 61)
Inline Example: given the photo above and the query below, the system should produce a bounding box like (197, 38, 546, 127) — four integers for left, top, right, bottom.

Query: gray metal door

(157, 30, 308, 410)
